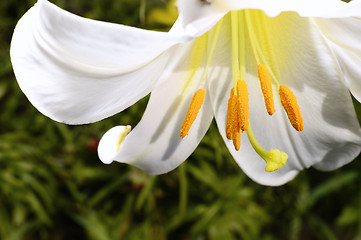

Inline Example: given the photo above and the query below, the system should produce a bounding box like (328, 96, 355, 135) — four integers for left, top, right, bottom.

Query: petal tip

(97, 125, 132, 164)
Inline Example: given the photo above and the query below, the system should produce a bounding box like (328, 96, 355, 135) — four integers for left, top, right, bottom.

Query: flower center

(180, 10, 304, 172)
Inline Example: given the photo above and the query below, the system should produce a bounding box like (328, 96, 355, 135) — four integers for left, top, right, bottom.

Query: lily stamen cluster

(180, 10, 304, 172)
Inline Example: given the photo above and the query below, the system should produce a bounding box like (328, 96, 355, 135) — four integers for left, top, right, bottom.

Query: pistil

(246, 123, 288, 172)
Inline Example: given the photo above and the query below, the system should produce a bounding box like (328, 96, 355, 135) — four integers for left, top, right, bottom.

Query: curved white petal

(100, 42, 214, 174)
(207, 12, 361, 186)
(314, 17, 361, 57)
(312, 141, 361, 171)
(314, 17, 361, 102)
(98, 125, 131, 164)
(176, 0, 226, 33)
(10, 0, 191, 124)
(328, 45, 361, 103)
(178, 0, 361, 33)
(170, 14, 225, 38)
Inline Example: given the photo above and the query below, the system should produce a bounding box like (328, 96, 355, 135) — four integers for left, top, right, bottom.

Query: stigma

(179, 10, 304, 172)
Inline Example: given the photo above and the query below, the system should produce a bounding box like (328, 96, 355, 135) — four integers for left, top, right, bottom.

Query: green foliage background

(1, 0, 361, 239)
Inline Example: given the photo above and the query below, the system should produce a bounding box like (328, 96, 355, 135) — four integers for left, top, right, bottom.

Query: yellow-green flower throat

(180, 10, 304, 172)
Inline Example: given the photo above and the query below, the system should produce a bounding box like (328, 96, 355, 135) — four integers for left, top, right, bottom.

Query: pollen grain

(279, 85, 303, 131)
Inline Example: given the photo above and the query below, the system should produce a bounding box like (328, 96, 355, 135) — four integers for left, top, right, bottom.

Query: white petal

(315, 17, 361, 57)
(207, 11, 361, 186)
(329, 45, 361, 103)
(176, 0, 226, 33)
(178, 0, 361, 31)
(101, 42, 214, 174)
(314, 17, 361, 102)
(98, 125, 131, 164)
(219, 0, 361, 17)
(10, 0, 191, 124)
(312, 141, 361, 171)
(170, 14, 225, 38)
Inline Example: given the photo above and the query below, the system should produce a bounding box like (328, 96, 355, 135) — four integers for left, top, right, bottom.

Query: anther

(225, 88, 241, 150)
(236, 80, 249, 131)
(279, 85, 303, 131)
(258, 64, 276, 115)
(180, 89, 206, 138)
(226, 88, 234, 140)
(231, 94, 241, 151)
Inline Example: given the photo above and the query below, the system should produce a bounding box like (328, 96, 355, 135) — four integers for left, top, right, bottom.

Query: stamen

(236, 80, 249, 131)
(231, 93, 241, 151)
(258, 64, 276, 115)
(179, 20, 222, 139)
(226, 88, 234, 140)
(238, 11, 246, 81)
(228, 11, 242, 151)
(231, 11, 240, 86)
(226, 86, 244, 151)
(180, 89, 206, 138)
(233, 131, 241, 151)
(184, 35, 208, 90)
(279, 85, 303, 131)
(200, 19, 223, 88)
(245, 10, 261, 65)
(246, 123, 288, 172)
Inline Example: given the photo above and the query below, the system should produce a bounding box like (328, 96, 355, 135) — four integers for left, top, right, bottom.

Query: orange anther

(226, 88, 235, 140)
(180, 89, 206, 138)
(236, 80, 249, 131)
(258, 64, 276, 115)
(279, 85, 303, 131)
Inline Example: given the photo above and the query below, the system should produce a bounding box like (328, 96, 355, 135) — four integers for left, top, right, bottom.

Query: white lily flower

(10, 0, 361, 186)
